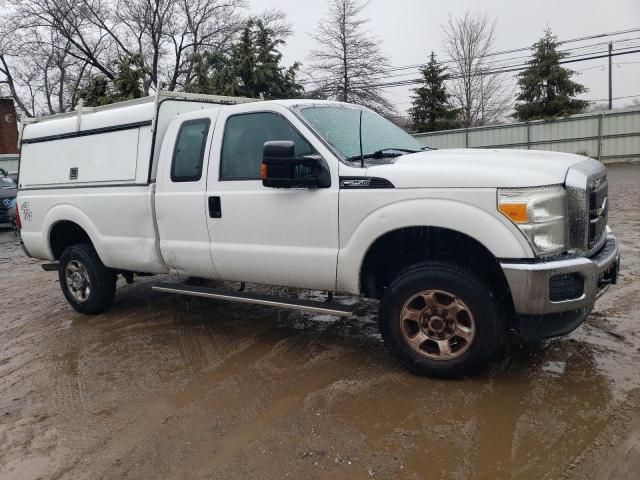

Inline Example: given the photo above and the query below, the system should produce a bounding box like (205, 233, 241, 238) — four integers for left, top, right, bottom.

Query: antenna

(359, 110, 364, 168)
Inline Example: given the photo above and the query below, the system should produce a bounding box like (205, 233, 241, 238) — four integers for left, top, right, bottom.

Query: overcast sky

(250, 0, 640, 117)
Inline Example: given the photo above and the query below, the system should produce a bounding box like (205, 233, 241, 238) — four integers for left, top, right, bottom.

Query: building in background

(0, 98, 19, 174)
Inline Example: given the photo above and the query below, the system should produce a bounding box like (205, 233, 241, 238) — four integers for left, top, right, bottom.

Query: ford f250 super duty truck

(16, 91, 620, 378)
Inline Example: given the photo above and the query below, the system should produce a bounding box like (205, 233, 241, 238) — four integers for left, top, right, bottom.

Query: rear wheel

(59, 244, 117, 314)
(378, 261, 504, 378)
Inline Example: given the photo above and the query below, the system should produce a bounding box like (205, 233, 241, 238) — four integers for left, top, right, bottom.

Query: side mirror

(262, 141, 330, 189)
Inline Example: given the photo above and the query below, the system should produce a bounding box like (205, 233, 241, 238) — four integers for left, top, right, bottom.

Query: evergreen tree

(186, 51, 239, 96)
(409, 52, 459, 132)
(112, 54, 147, 101)
(77, 76, 111, 107)
(187, 19, 303, 99)
(514, 29, 588, 121)
(78, 54, 148, 107)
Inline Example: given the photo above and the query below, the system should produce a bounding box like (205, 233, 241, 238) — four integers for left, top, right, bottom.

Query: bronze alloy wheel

(399, 289, 476, 360)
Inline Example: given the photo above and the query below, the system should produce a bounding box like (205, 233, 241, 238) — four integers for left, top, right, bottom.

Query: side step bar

(152, 283, 354, 317)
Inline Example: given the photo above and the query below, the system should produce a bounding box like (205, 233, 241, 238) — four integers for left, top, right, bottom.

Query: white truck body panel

(336, 188, 534, 293)
(204, 103, 340, 291)
(368, 148, 583, 189)
(21, 129, 142, 187)
(154, 109, 220, 278)
(19, 186, 165, 273)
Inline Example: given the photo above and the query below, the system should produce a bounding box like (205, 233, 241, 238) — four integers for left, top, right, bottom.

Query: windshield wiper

(347, 147, 421, 162)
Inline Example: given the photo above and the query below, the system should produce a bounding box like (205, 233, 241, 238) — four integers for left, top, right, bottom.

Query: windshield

(297, 105, 423, 161)
(1, 176, 15, 188)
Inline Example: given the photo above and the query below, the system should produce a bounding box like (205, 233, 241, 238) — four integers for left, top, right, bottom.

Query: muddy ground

(0, 163, 639, 480)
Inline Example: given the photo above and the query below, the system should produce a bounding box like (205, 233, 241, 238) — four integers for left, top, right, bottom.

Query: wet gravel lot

(1, 163, 639, 480)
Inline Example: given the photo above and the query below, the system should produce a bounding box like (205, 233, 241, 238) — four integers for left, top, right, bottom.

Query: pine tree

(409, 52, 459, 132)
(187, 19, 303, 99)
(112, 54, 148, 101)
(78, 54, 148, 107)
(514, 29, 588, 121)
(186, 51, 239, 96)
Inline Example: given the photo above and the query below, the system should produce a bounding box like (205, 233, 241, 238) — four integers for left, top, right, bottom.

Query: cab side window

(220, 112, 315, 180)
(171, 119, 211, 182)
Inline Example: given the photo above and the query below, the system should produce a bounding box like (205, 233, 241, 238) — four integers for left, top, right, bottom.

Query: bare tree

(308, 0, 394, 115)
(0, 2, 92, 116)
(442, 12, 511, 127)
(0, 0, 248, 115)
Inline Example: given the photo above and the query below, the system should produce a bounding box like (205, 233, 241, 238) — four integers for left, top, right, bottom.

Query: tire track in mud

(52, 329, 355, 479)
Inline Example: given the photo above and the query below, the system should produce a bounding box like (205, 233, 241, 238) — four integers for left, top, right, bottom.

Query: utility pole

(608, 42, 613, 110)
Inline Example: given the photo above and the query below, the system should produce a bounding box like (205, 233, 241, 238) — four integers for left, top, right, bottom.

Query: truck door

(155, 113, 218, 277)
(205, 107, 340, 291)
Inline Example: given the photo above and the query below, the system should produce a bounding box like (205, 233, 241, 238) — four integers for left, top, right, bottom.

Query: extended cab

(16, 92, 620, 378)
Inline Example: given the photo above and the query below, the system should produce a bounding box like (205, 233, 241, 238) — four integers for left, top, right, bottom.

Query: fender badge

(340, 179, 371, 187)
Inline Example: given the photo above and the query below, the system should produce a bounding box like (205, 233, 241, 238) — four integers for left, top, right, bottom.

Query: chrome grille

(565, 158, 608, 256)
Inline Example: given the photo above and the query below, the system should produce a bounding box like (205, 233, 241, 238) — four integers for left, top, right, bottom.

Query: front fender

(336, 197, 534, 294)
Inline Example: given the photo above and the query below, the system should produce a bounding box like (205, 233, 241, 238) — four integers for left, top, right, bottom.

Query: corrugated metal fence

(412, 107, 640, 163)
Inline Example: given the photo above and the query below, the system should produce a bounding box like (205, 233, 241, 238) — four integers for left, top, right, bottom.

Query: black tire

(58, 243, 117, 314)
(378, 261, 504, 379)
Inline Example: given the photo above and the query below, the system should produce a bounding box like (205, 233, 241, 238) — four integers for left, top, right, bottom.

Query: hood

(366, 149, 589, 188)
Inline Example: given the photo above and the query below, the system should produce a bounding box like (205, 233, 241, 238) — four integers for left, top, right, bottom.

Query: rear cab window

(171, 119, 211, 182)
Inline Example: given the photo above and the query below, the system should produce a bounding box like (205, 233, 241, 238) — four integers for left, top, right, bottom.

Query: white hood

(366, 149, 589, 188)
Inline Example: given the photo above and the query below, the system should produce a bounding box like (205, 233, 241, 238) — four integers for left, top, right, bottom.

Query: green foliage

(187, 19, 303, 99)
(78, 54, 148, 107)
(514, 29, 589, 121)
(112, 54, 147, 101)
(409, 52, 460, 132)
(186, 51, 240, 96)
(77, 76, 111, 107)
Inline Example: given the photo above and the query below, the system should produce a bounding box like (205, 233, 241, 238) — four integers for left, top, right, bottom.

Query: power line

(589, 93, 640, 102)
(309, 47, 640, 95)
(375, 43, 640, 84)
(301, 28, 640, 86)
(303, 42, 640, 89)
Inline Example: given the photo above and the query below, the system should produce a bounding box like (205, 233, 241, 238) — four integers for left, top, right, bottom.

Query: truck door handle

(208, 196, 221, 218)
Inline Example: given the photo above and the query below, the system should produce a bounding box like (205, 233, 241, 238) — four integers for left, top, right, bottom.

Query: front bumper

(501, 231, 620, 316)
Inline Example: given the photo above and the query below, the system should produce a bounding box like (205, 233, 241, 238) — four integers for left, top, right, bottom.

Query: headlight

(498, 186, 566, 256)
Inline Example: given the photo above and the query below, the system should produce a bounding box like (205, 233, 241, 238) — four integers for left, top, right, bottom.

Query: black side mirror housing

(262, 141, 330, 189)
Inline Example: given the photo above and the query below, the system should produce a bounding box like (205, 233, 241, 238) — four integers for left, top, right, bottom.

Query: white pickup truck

(16, 91, 620, 378)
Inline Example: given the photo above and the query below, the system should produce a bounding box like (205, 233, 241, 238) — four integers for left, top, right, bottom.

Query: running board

(152, 283, 354, 317)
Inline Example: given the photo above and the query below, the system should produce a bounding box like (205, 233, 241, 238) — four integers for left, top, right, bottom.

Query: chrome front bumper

(501, 232, 620, 315)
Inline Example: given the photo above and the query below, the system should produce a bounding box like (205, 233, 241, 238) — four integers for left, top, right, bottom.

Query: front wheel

(59, 243, 117, 314)
(378, 261, 504, 378)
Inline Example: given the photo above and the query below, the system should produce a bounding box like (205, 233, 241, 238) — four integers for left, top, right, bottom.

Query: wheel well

(360, 226, 513, 306)
(49, 221, 93, 260)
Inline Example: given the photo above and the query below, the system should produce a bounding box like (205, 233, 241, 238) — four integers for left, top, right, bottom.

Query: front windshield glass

(297, 105, 423, 160)
(0, 176, 15, 188)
